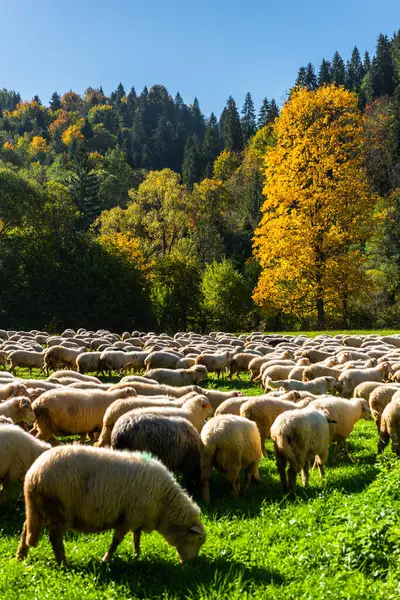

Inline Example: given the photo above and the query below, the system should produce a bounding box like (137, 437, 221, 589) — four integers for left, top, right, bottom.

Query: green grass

(266, 330, 400, 338)
(2, 371, 400, 599)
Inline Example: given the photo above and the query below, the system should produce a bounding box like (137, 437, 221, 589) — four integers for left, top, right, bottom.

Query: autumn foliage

(253, 86, 376, 328)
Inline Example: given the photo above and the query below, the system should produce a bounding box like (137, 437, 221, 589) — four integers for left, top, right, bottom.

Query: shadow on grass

(66, 552, 283, 597)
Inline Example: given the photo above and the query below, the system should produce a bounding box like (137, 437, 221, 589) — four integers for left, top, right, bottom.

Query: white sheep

(144, 365, 208, 386)
(338, 363, 392, 397)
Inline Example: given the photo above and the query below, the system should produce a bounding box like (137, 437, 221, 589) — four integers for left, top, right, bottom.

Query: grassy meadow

(0, 369, 400, 599)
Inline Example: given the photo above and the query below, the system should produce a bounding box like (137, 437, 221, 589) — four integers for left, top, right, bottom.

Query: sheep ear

(322, 408, 337, 424)
(190, 525, 202, 534)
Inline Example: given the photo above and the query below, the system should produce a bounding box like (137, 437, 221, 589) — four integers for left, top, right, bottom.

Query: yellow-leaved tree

(253, 85, 376, 328)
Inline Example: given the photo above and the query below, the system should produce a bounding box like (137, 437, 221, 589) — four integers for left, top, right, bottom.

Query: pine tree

(151, 115, 176, 170)
(220, 96, 243, 152)
(67, 144, 101, 229)
(318, 59, 332, 86)
(267, 99, 279, 123)
(331, 51, 346, 86)
(304, 63, 317, 90)
(174, 92, 184, 112)
(363, 51, 371, 73)
(190, 97, 205, 140)
(33, 95, 42, 105)
(49, 91, 61, 111)
(241, 92, 256, 141)
(349, 47, 364, 91)
(110, 83, 126, 104)
(295, 66, 307, 87)
(202, 113, 221, 178)
(182, 134, 202, 188)
(258, 98, 270, 128)
(371, 33, 397, 98)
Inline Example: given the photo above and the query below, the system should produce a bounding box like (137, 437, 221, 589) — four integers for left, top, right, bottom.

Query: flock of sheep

(1, 327, 400, 567)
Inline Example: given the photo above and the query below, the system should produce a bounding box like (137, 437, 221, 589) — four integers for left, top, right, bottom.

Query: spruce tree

(220, 96, 243, 152)
(371, 33, 396, 98)
(331, 51, 346, 86)
(67, 144, 101, 229)
(258, 98, 270, 128)
(304, 63, 317, 90)
(363, 51, 371, 73)
(182, 134, 202, 188)
(202, 113, 221, 177)
(33, 95, 42, 105)
(241, 92, 256, 141)
(267, 99, 279, 123)
(318, 59, 332, 86)
(49, 91, 61, 111)
(190, 97, 205, 140)
(295, 66, 307, 87)
(349, 47, 364, 90)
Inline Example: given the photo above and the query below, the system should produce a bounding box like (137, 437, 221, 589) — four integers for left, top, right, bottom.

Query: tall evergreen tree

(220, 96, 243, 152)
(49, 91, 61, 111)
(295, 66, 307, 87)
(190, 97, 205, 140)
(363, 51, 372, 73)
(304, 63, 317, 90)
(371, 33, 397, 98)
(267, 99, 279, 123)
(151, 115, 176, 170)
(202, 113, 221, 178)
(241, 92, 256, 141)
(331, 51, 346, 86)
(32, 95, 42, 105)
(182, 134, 202, 188)
(257, 98, 269, 128)
(346, 47, 364, 91)
(110, 83, 126, 105)
(318, 59, 332, 86)
(67, 144, 101, 229)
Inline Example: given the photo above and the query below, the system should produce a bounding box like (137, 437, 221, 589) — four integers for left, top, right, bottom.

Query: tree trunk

(316, 297, 325, 330)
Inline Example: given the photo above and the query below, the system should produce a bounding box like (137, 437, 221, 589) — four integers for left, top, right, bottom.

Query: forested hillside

(1, 31, 400, 332)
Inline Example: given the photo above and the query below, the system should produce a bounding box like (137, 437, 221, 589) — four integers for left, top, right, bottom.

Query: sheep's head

(359, 399, 372, 420)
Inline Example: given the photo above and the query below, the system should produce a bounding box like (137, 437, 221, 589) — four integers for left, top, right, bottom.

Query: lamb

(76, 352, 104, 375)
(7, 350, 45, 374)
(338, 362, 392, 397)
(378, 399, 400, 455)
(194, 351, 232, 378)
(144, 365, 208, 386)
(310, 397, 371, 460)
(271, 407, 332, 493)
(111, 414, 202, 487)
(16, 446, 206, 564)
(0, 425, 51, 503)
(200, 414, 262, 503)
(44, 345, 83, 372)
(116, 396, 213, 434)
(95, 394, 194, 447)
(0, 397, 35, 425)
(368, 385, 400, 431)
(144, 351, 182, 371)
(240, 397, 311, 449)
(265, 376, 341, 396)
(32, 387, 137, 445)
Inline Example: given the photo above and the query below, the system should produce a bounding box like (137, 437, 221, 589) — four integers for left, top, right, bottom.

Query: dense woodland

(1, 31, 400, 332)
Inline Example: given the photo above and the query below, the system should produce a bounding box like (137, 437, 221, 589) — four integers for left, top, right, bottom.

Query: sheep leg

(343, 440, 353, 461)
(243, 463, 256, 492)
(102, 524, 129, 563)
(274, 443, 288, 493)
(49, 525, 66, 565)
(227, 467, 241, 497)
(378, 430, 390, 454)
(133, 528, 142, 556)
(331, 441, 341, 463)
(16, 522, 30, 560)
(301, 461, 310, 487)
(78, 434, 87, 444)
(288, 463, 298, 494)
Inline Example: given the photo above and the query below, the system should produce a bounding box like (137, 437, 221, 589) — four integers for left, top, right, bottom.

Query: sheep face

(360, 400, 372, 420)
(327, 377, 342, 393)
(163, 522, 206, 563)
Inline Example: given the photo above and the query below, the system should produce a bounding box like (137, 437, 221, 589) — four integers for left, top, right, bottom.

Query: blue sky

(3, 0, 400, 116)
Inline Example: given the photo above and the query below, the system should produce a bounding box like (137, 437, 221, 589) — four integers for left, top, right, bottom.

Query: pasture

(0, 370, 399, 600)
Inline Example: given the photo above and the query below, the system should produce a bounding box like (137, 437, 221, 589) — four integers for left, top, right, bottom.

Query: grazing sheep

(144, 365, 208, 386)
(111, 414, 202, 486)
(338, 363, 392, 397)
(48, 370, 102, 384)
(310, 397, 371, 460)
(353, 381, 388, 401)
(240, 397, 311, 449)
(100, 351, 139, 376)
(301, 349, 333, 363)
(0, 397, 35, 425)
(266, 376, 341, 396)
(175, 358, 196, 369)
(16, 446, 206, 564)
(144, 351, 182, 371)
(0, 425, 51, 503)
(200, 414, 262, 503)
(194, 351, 232, 378)
(44, 346, 83, 372)
(76, 352, 104, 375)
(260, 364, 295, 383)
(228, 353, 260, 379)
(271, 407, 332, 493)
(302, 364, 341, 381)
(7, 350, 45, 375)
(32, 387, 137, 445)
(95, 394, 193, 447)
(0, 382, 27, 401)
(120, 375, 160, 385)
(117, 396, 213, 434)
(215, 397, 250, 416)
(368, 385, 400, 431)
(378, 399, 400, 454)
(200, 388, 242, 412)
